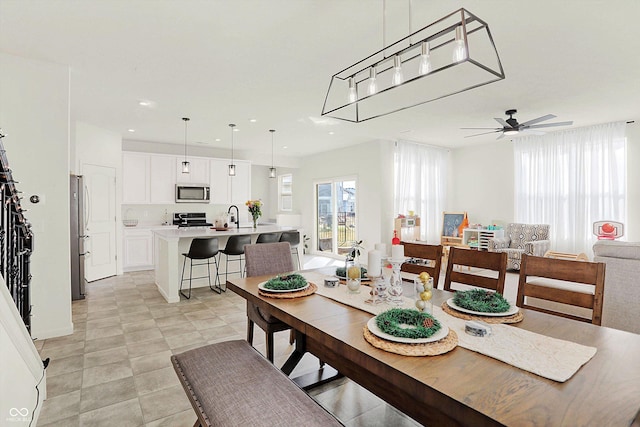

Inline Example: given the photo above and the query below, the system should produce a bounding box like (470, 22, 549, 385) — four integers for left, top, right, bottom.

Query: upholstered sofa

(593, 240, 640, 334)
(488, 223, 551, 270)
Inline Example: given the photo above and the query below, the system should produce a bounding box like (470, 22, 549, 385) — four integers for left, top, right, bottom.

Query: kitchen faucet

(228, 205, 239, 229)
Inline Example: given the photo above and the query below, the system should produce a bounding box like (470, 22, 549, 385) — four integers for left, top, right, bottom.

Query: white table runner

(304, 272, 596, 382)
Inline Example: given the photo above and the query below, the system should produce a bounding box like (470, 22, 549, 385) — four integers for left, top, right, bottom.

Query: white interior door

(83, 164, 117, 282)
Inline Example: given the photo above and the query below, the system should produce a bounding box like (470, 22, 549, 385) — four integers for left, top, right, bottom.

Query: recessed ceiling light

(249, 119, 257, 123)
(328, 131, 335, 135)
(138, 101, 150, 106)
(283, 146, 288, 149)
(127, 129, 135, 133)
(215, 138, 221, 142)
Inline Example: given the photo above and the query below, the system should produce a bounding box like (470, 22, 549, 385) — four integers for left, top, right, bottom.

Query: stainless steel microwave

(176, 184, 210, 203)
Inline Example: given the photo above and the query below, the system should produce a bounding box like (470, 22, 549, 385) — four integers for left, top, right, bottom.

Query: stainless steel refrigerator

(70, 174, 86, 300)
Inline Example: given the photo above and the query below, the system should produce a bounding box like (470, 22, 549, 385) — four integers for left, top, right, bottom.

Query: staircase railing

(0, 129, 34, 334)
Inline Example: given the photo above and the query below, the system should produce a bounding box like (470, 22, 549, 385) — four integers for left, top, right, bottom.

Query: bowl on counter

(123, 219, 138, 227)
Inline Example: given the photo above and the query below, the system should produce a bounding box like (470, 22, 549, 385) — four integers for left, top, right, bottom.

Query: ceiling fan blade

(526, 121, 573, 129)
(519, 114, 557, 127)
(464, 130, 500, 138)
(460, 127, 501, 130)
(494, 118, 509, 127)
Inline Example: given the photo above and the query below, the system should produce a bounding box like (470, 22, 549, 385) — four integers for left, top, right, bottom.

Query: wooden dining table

(226, 272, 640, 427)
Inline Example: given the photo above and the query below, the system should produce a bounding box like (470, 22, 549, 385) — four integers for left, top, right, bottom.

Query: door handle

(84, 184, 91, 231)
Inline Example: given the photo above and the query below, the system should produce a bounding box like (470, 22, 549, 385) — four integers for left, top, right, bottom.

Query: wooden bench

(171, 340, 343, 427)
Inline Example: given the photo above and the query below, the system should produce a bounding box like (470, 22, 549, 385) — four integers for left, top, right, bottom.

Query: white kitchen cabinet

(210, 158, 231, 204)
(150, 154, 176, 204)
(123, 228, 153, 271)
(230, 161, 251, 205)
(122, 152, 150, 204)
(176, 157, 210, 184)
(209, 159, 251, 205)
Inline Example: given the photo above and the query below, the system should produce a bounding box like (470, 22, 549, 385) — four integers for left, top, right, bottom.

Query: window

(515, 121, 627, 255)
(315, 178, 357, 256)
(394, 141, 449, 242)
(278, 174, 292, 212)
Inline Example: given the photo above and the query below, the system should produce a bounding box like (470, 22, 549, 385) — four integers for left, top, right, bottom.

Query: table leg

(280, 330, 306, 375)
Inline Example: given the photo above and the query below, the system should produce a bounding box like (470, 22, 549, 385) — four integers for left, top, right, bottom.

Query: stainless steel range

(173, 212, 213, 228)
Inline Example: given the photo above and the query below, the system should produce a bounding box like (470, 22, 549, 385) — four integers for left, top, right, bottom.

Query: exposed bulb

(348, 77, 357, 103)
(392, 55, 403, 86)
(182, 161, 190, 174)
(367, 67, 377, 95)
(419, 42, 432, 75)
(452, 26, 467, 63)
(269, 167, 276, 178)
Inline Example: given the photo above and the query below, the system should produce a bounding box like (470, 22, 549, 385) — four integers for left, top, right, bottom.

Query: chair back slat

(517, 254, 606, 325)
(444, 247, 507, 294)
(401, 242, 443, 288)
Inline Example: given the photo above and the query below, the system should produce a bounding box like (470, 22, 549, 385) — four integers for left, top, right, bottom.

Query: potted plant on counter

(246, 199, 262, 229)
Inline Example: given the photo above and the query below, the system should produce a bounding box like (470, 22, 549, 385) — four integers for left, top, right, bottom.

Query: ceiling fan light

(504, 129, 519, 136)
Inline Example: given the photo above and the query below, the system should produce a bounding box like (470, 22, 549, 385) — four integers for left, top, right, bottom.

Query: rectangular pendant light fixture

(321, 8, 505, 123)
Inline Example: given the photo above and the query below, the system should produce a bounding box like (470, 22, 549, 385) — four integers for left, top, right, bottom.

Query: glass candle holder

(345, 259, 361, 294)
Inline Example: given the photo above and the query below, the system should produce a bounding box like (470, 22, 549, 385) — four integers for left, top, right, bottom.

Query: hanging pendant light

(181, 117, 190, 174)
(418, 41, 432, 75)
(392, 55, 403, 85)
(347, 78, 357, 103)
(367, 66, 378, 96)
(228, 123, 236, 176)
(452, 25, 467, 63)
(269, 129, 276, 178)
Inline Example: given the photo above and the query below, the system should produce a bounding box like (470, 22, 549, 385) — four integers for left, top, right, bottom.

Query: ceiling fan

(462, 109, 573, 139)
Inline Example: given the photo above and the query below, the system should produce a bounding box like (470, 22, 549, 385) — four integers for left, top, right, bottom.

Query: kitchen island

(153, 225, 302, 303)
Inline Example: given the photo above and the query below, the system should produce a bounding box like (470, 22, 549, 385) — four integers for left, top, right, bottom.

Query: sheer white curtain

(514, 121, 626, 256)
(394, 140, 449, 243)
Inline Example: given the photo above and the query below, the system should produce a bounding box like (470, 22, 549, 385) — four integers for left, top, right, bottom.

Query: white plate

(366, 316, 450, 344)
(446, 298, 519, 317)
(258, 279, 310, 293)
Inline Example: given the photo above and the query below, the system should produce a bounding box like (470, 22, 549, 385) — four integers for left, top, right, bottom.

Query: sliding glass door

(315, 178, 357, 256)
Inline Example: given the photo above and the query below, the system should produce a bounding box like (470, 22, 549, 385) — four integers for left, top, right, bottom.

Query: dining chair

(179, 238, 221, 299)
(517, 254, 606, 325)
(443, 246, 507, 294)
(220, 234, 251, 282)
(279, 231, 301, 269)
(256, 232, 281, 244)
(400, 242, 443, 289)
(244, 241, 294, 362)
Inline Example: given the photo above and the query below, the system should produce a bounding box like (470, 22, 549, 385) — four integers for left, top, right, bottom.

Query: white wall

(625, 124, 640, 241)
(449, 140, 515, 226)
(297, 139, 395, 258)
(0, 52, 72, 340)
(1, 277, 45, 425)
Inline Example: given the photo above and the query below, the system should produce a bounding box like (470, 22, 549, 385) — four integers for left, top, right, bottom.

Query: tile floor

(34, 268, 422, 427)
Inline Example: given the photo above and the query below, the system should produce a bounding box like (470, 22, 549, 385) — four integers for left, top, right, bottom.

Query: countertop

(152, 224, 300, 240)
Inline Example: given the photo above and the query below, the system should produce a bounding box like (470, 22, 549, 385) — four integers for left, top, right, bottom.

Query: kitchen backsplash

(122, 204, 258, 226)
